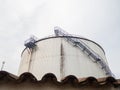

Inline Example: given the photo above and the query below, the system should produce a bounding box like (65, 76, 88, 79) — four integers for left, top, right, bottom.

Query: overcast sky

(0, 0, 120, 78)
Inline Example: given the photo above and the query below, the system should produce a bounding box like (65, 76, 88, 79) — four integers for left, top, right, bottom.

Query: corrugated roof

(0, 71, 119, 87)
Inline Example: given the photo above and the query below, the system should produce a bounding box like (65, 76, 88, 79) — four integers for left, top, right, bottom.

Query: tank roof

(21, 35, 105, 56)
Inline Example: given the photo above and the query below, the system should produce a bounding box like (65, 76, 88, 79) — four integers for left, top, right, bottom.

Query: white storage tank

(18, 27, 113, 81)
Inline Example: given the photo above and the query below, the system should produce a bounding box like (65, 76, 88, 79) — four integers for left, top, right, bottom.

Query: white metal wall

(18, 37, 109, 81)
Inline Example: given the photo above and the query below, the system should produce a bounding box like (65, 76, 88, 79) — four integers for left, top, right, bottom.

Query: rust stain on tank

(28, 46, 37, 72)
(60, 42, 65, 79)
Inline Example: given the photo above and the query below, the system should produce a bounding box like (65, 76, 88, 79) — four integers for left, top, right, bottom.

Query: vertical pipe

(28, 48, 33, 72)
(1, 61, 5, 71)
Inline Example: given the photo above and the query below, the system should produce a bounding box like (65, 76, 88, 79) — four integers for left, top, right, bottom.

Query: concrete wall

(0, 81, 119, 90)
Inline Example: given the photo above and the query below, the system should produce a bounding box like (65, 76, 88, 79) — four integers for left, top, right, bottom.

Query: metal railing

(54, 26, 113, 76)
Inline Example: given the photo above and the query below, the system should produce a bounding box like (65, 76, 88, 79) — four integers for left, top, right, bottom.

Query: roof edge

(21, 36, 105, 57)
(0, 71, 119, 87)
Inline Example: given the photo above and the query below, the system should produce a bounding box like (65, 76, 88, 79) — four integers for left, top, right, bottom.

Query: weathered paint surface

(19, 37, 110, 81)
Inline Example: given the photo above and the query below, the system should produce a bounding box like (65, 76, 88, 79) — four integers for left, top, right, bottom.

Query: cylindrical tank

(18, 36, 110, 81)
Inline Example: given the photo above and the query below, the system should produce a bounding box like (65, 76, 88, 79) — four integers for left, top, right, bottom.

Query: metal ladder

(54, 26, 113, 76)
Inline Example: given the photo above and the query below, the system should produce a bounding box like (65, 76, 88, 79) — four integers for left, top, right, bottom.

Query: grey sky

(0, 0, 120, 78)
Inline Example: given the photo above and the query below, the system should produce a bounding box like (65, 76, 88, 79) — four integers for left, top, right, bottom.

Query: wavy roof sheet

(0, 71, 119, 88)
